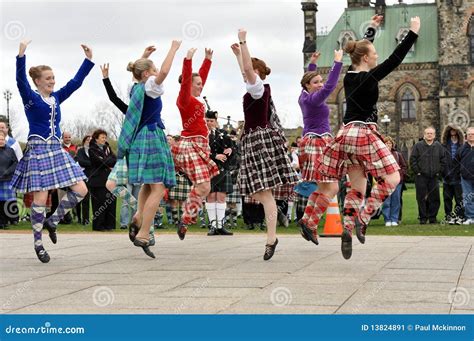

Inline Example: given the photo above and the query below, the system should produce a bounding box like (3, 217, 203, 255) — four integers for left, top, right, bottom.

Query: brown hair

(92, 129, 107, 140)
(81, 135, 91, 145)
(251, 58, 271, 80)
(127, 58, 154, 82)
(29, 65, 52, 85)
(344, 40, 373, 66)
(300, 71, 320, 90)
(384, 136, 395, 148)
(178, 73, 200, 84)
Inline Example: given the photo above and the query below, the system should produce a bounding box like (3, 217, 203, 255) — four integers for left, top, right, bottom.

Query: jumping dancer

(173, 47, 218, 240)
(12, 40, 94, 263)
(100, 45, 156, 244)
(297, 49, 343, 245)
(318, 16, 420, 259)
(231, 29, 299, 260)
(117, 40, 181, 258)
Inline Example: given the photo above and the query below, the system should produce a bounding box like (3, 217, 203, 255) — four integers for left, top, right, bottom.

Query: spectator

(455, 127, 474, 225)
(89, 129, 117, 231)
(441, 124, 464, 224)
(410, 127, 446, 224)
(0, 120, 22, 225)
(382, 137, 407, 226)
(61, 131, 77, 157)
(0, 131, 18, 229)
(75, 135, 93, 225)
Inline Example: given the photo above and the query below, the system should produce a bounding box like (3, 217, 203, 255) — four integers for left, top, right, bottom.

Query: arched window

(401, 88, 416, 120)
(338, 30, 357, 50)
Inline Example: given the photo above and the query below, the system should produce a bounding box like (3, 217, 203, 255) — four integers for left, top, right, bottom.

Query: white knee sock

(205, 202, 217, 228)
(216, 203, 227, 229)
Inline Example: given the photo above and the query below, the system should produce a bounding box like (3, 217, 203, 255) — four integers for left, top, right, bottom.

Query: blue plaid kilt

(168, 172, 191, 201)
(10, 137, 86, 193)
(226, 181, 241, 203)
(128, 124, 176, 187)
(0, 180, 16, 201)
(108, 158, 128, 185)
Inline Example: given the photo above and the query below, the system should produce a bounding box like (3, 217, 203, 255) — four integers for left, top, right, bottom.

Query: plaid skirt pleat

(10, 137, 86, 193)
(0, 180, 15, 201)
(128, 125, 176, 187)
(211, 168, 233, 194)
(168, 172, 191, 201)
(172, 136, 219, 185)
(273, 183, 296, 201)
(108, 158, 128, 185)
(318, 122, 400, 180)
(299, 133, 335, 183)
(238, 127, 299, 196)
(226, 181, 241, 203)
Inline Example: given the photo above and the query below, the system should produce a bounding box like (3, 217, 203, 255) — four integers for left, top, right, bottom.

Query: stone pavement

(0, 232, 472, 314)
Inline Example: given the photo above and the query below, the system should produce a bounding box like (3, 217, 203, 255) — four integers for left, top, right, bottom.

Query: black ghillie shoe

(43, 220, 57, 244)
(299, 220, 319, 245)
(341, 229, 352, 260)
(354, 217, 367, 244)
(35, 246, 50, 263)
(263, 238, 279, 261)
(133, 239, 155, 259)
(128, 222, 139, 242)
(177, 222, 187, 240)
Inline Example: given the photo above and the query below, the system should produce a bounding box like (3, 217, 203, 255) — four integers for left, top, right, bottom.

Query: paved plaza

(0, 232, 472, 314)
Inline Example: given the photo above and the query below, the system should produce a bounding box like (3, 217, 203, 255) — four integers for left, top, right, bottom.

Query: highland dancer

(298, 49, 343, 245)
(116, 40, 182, 258)
(100, 46, 157, 245)
(173, 47, 218, 240)
(12, 40, 94, 263)
(231, 29, 299, 260)
(318, 16, 420, 259)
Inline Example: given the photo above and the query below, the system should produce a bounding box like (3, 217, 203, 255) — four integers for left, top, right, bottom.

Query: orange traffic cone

(319, 196, 343, 237)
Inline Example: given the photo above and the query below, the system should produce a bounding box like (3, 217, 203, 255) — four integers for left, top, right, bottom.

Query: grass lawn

(4, 184, 473, 237)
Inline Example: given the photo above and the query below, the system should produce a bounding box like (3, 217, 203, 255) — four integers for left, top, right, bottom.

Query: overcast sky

(0, 0, 422, 141)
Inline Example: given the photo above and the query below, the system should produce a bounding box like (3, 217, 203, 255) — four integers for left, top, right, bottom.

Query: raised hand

(142, 45, 156, 59)
(100, 63, 109, 79)
(238, 28, 247, 43)
(205, 48, 213, 60)
(410, 16, 421, 34)
(186, 48, 197, 60)
(81, 44, 93, 60)
(230, 43, 241, 56)
(370, 15, 383, 28)
(18, 39, 32, 57)
(171, 40, 182, 52)
(334, 49, 343, 62)
(310, 52, 321, 64)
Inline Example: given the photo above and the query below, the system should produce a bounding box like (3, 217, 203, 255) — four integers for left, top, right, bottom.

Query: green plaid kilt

(108, 158, 128, 185)
(128, 125, 176, 187)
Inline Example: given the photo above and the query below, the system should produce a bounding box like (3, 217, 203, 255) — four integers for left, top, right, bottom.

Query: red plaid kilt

(172, 136, 219, 185)
(272, 183, 296, 201)
(299, 133, 336, 183)
(318, 122, 400, 180)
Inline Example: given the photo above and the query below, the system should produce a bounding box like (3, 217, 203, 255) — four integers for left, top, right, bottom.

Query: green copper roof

(313, 3, 438, 67)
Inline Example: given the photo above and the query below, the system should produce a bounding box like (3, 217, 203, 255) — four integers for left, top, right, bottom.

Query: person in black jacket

(75, 135, 93, 225)
(205, 110, 234, 236)
(0, 131, 18, 229)
(410, 127, 446, 224)
(455, 127, 474, 225)
(441, 124, 464, 224)
(89, 129, 117, 231)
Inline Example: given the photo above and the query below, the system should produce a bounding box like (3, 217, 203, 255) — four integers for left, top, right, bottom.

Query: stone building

(301, 0, 473, 160)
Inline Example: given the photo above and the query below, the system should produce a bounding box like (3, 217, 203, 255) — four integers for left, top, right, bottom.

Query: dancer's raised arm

(155, 40, 182, 85)
(238, 29, 256, 85)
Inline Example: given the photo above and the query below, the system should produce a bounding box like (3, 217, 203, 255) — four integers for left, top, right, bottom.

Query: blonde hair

(127, 58, 154, 81)
(29, 65, 52, 85)
(344, 40, 373, 66)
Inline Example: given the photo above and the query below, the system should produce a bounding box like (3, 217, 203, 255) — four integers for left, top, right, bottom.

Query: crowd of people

(1, 14, 472, 263)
